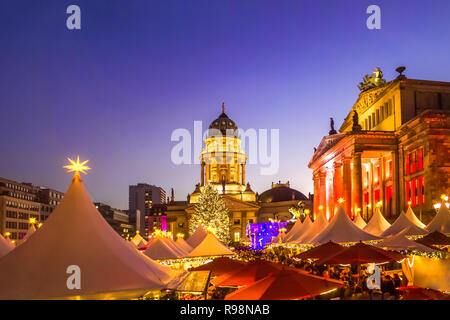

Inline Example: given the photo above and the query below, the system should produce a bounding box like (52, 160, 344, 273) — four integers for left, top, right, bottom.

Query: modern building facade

(95, 202, 134, 239)
(128, 183, 166, 236)
(0, 177, 64, 241)
(309, 68, 450, 223)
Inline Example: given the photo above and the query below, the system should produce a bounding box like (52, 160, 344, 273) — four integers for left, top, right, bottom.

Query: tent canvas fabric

(405, 207, 426, 228)
(363, 208, 391, 236)
(293, 241, 345, 260)
(381, 212, 428, 238)
(309, 207, 380, 244)
(130, 233, 147, 248)
(0, 174, 176, 300)
(0, 234, 14, 258)
(293, 212, 327, 244)
(426, 204, 450, 234)
(288, 218, 313, 244)
(186, 225, 208, 249)
(143, 237, 187, 260)
(187, 233, 233, 257)
(224, 268, 344, 300)
(416, 231, 450, 246)
(353, 212, 367, 229)
(375, 230, 438, 253)
(23, 224, 36, 241)
(175, 237, 193, 253)
(283, 220, 303, 243)
(164, 237, 189, 257)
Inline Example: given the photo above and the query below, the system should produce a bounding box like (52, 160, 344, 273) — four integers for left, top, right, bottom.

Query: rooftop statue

(358, 67, 386, 92)
(352, 110, 362, 132)
(329, 117, 337, 135)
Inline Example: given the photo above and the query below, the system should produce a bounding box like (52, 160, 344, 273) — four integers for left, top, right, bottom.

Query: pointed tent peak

(143, 237, 186, 260)
(0, 234, 14, 258)
(292, 212, 327, 244)
(405, 206, 426, 228)
(222, 102, 225, 114)
(175, 237, 193, 253)
(381, 211, 428, 238)
(0, 162, 176, 299)
(363, 207, 391, 236)
(286, 217, 312, 244)
(376, 231, 437, 253)
(186, 224, 208, 248)
(353, 211, 367, 229)
(284, 219, 305, 243)
(188, 233, 233, 257)
(426, 203, 450, 234)
(309, 206, 380, 244)
(23, 224, 36, 241)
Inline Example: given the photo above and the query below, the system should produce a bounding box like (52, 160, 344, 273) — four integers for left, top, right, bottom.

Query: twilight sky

(1, 0, 450, 209)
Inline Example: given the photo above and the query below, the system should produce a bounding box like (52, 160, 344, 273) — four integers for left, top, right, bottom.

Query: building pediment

(310, 133, 347, 164)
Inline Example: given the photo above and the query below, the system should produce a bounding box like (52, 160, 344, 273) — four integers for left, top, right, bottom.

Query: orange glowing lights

(337, 198, 345, 205)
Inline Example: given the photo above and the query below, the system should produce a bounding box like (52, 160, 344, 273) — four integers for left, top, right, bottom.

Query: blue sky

(1, 0, 449, 209)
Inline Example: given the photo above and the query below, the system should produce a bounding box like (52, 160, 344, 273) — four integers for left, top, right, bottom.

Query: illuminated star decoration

(63, 156, 91, 175)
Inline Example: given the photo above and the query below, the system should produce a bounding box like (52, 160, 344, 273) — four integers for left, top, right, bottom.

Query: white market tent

(309, 207, 381, 244)
(164, 237, 189, 257)
(288, 217, 313, 244)
(175, 237, 193, 253)
(283, 219, 303, 243)
(294, 211, 328, 244)
(375, 230, 437, 253)
(363, 208, 391, 236)
(381, 211, 428, 238)
(426, 204, 450, 234)
(188, 233, 233, 257)
(405, 206, 426, 228)
(186, 224, 208, 249)
(0, 234, 14, 258)
(0, 173, 177, 300)
(143, 237, 187, 260)
(353, 212, 367, 229)
(23, 224, 36, 242)
(130, 233, 147, 248)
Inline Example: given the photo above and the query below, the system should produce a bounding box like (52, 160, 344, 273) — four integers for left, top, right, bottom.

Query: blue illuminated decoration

(246, 221, 288, 250)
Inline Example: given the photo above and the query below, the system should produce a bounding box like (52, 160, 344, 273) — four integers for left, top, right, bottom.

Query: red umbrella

(317, 242, 404, 265)
(397, 286, 450, 300)
(294, 241, 345, 260)
(189, 257, 247, 277)
(224, 268, 344, 300)
(212, 259, 283, 287)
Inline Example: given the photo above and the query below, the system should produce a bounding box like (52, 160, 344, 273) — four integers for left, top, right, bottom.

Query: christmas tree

(189, 184, 230, 243)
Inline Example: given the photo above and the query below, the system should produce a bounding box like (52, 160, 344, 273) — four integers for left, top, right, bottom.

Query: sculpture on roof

(358, 67, 386, 92)
(329, 117, 337, 135)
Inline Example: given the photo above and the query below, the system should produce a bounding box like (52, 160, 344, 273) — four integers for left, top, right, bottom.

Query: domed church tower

(189, 103, 256, 203)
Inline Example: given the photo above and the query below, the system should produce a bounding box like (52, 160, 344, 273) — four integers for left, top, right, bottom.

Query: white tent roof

(187, 233, 233, 257)
(309, 207, 380, 244)
(0, 173, 176, 300)
(283, 220, 303, 243)
(23, 224, 36, 241)
(426, 204, 450, 234)
(375, 230, 437, 253)
(143, 237, 187, 260)
(294, 211, 328, 244)
(363, 208, 391, 236)
(381, 211, 428, 237)
(164, 237, 189, 257)
(353, 212, 367, 229)
(186, 224, 208, 249)
(131, 233, 147, 248)
(405, 207, 426, 228)
(288, 218, 313, 244)
(0, 234, 14, 258)
(175, 237, 193, 253)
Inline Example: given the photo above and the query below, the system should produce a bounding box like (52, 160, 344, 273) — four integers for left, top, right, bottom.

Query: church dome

(208, 103, 238, 136)
(259, 182, 308, 203)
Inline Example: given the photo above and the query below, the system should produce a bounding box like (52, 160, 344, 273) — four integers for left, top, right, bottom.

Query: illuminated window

(234, 232, 240, 242)
(418, 148, 424, 171)
(411, 151, 417, 173)
(405, 153, 410, 175)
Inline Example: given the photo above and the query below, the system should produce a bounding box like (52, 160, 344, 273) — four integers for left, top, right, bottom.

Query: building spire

(222, 102, 225, 114)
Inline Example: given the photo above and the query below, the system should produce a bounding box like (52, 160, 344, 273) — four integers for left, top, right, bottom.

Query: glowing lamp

(29, 217, 36, 224)
(4, 232, 11, 237)
(441, 194, 449, 202)
(356, 208, 361, 213)
(37, 223, 43, 228)
(407, 201, 412, 207)
(433, 203, 442, 210)
(376, 201, 383, 208)
(337, 198, 345, 205)
(318, 205, 324, 211)
(176, 233, 185, 239)
(367, 204, 372, 209)
(304, 209, 310, 215)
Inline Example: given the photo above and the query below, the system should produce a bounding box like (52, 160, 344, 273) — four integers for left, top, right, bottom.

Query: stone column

(327, 168, 334, 220)
(369, 161, 374, 219)
(319, 171, 327, 217)
(313, 173, 320, 216)
(352, 152, 363, 218)
(380, 157, 386, 216)
(342, 157, 353, 216)
(241, 163, 245, 185)
(333, 162, 343, 206)
(201, 162, 205, 186)
(237, 160, 241, 184)
(391, 150, 400, 216)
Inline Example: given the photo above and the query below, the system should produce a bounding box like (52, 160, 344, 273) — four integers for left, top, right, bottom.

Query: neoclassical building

(309, 68, 450, 223)
(166, 104, 312, 242)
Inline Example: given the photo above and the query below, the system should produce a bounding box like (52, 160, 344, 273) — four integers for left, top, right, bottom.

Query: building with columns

(309, 68, 450, 224)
